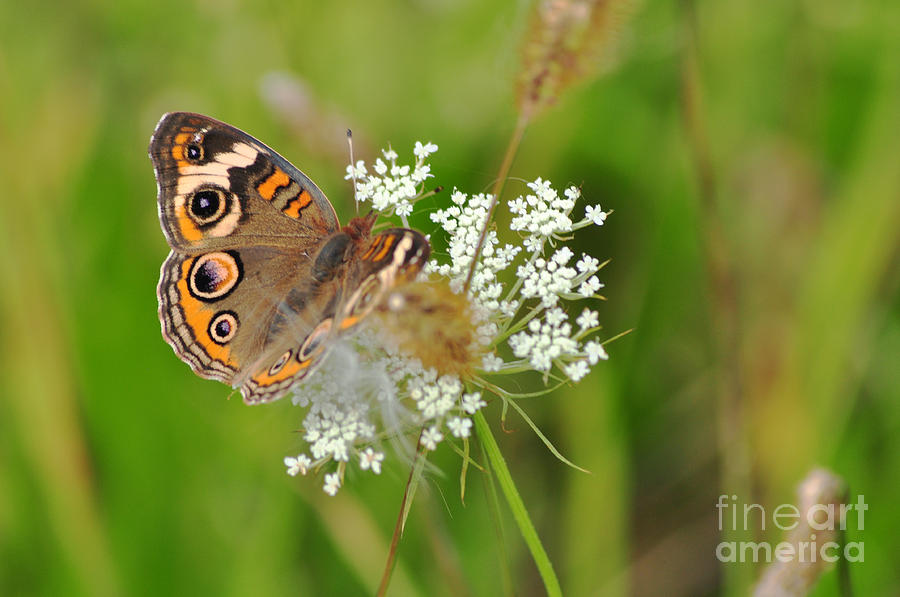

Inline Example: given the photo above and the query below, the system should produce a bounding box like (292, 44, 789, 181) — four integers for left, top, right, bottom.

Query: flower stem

(492, 303, 543, 347)
(464, 113, 530, 292)
(377, 428, 427, 597)
(474, 411, 562, 597)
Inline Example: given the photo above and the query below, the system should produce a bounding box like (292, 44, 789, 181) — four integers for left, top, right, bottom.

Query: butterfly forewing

(150, 112, 339, 253)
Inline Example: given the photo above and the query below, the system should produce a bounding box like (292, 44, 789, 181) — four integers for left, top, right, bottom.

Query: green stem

(474, 411, 562, 597)
(472, 375, 568, 399)
(501, 395, 589, 473)
(492, 303, 544, 347)
(377, 428, 428, 597)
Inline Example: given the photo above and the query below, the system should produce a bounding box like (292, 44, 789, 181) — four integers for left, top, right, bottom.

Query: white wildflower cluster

(430, 191, 522, 313)
(345, 142, 438, 222)
(430, 177, 609, 381)
(282, 343, 382, 494)
(285, 143, 610, 495)
(283, 330, 487, 495)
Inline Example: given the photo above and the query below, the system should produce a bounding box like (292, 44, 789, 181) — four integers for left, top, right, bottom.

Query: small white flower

(584, 340, 609, 364)
(565, 186, 581, 201)
(447, 417, 473, 438)
(284, 454, 312, 476)
(552, 246, 574, 265)
(390, 163, 410, 177)
(523, 236, 542, 252)
(576, 254, 600, 274)
(410, 373, 461, 419)
(509, 308, 581, 372)
(579, 275, 602, 297)
(323, 472, 342, 496)
(585, 204, 607, 226)
(461, 392, 487, 414)
(414, 141, 438, 159)
(482, 353, 504, 372)
(344, 160, 368, 180)
(546, 307, 567, 326)
(509, 196, 527, 215)
(411, 163, 432, 183)
(359, 448, 385, 474)
(421, 426, 444, 450)
(499, 300, 519, 318)
(564, 360, 590, 382)
(508, 178, 575, 242)
(517, 252, 580, 307)
(576, 308, 599, 331)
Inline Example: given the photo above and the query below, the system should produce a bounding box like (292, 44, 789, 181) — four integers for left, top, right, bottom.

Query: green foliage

(1, 1, 898, 595)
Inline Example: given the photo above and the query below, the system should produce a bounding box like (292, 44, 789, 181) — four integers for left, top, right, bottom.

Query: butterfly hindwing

(238, 228, 431, 403)
(157, 246, 340, 392)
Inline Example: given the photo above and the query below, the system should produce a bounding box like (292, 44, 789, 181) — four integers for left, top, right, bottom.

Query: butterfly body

(151, 112, 429, 404)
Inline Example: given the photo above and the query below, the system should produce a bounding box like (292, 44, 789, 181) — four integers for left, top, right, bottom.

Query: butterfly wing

(151, 113, 432, 405)
(336, 228, 432, 332)
(157, 246, 342, 399)
(152, 112, 345, 402)
(150, 112, 339, 253)
(238, 228, 430, 404)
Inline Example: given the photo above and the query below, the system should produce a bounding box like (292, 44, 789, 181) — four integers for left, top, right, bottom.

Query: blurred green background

(1, 0, 898, 596)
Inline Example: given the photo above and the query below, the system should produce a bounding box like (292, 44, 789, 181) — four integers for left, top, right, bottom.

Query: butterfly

(150, 112, 430, 404)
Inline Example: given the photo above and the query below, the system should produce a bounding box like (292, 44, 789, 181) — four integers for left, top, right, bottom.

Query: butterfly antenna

(347, 129, 360, 214)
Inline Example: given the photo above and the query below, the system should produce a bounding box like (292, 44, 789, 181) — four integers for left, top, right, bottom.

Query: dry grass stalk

(753, 469, 849, 597)
(517, 0, 634, 122)
(465, 0, 635, 290)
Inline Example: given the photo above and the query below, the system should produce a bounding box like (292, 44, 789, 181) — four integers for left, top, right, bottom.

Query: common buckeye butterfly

(151, 112, 429, 403)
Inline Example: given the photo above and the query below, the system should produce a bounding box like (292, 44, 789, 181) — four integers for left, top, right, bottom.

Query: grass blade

(474, 411, 562, 597)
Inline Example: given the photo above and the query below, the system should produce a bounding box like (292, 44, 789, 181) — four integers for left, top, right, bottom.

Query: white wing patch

(173, 143, 259, 238)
